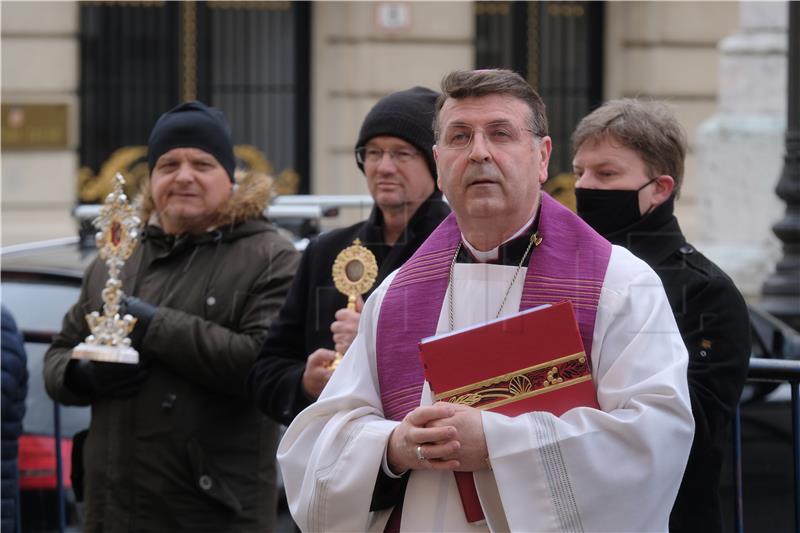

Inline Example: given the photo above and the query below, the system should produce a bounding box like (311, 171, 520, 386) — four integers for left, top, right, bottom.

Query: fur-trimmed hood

(135, 169, 274, 229)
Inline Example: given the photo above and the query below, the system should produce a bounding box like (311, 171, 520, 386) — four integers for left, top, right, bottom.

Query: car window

(2, 280, 91, 437)
(2, 281, 81, 332)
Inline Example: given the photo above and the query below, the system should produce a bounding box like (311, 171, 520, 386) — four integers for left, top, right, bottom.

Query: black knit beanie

(147, 101, 236, 182)
(355, 86, 439, 180)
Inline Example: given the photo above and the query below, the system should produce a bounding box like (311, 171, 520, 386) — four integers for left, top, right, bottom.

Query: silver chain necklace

(447, 232, 542, 331)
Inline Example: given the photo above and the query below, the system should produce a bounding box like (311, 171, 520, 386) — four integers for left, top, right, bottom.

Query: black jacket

(605, 197, 751, 533)
(2, 306, 27, 533)
(248, 192, 450, 426)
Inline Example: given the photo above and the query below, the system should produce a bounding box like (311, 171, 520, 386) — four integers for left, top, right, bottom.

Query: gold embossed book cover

(418, 300, 598, 522)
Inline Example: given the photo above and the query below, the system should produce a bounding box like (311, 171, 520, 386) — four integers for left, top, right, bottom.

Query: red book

(418, 301, 599, 523)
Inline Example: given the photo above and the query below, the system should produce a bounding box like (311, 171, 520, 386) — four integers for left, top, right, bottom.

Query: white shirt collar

(460, 213, 537, 263)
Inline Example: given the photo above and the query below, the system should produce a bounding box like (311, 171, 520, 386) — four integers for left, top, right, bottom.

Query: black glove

(120, 296, 157, 351)
(65, 358, 150, 400)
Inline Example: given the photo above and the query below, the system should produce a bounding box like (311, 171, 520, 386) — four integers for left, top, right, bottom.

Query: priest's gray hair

(433, 69, 549, 141)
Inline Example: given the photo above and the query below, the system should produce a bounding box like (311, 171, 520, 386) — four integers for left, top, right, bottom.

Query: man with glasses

(278, 69, 694, 531)
(248, 87, 450, 425)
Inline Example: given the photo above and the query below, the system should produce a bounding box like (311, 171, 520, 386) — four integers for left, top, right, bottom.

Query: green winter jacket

(44, 172, 299, 533)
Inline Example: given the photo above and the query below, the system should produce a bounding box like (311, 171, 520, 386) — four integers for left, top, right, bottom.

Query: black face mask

(575, 179, 656, 238)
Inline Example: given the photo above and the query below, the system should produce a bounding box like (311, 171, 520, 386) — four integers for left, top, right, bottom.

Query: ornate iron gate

(78, 0, 310, 203)
(475, 1, 603, 209)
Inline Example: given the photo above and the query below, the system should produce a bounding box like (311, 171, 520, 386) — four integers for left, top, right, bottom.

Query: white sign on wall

(376, 3, 411, 31)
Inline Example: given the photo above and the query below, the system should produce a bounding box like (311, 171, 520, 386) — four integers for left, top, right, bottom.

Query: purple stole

(376, 192, 612, 423)
(375, 193, 612, 531)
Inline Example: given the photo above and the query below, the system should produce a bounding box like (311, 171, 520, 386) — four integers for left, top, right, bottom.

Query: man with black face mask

(573, 98, 751, 533)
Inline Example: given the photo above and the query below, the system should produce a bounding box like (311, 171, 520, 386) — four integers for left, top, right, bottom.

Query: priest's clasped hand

(388, 403, 460, 473)
(387, 401, 489, 473)
(427, 403, 489, 472)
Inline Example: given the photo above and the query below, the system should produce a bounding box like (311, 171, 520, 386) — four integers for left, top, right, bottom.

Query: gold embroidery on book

(509, 375, 533, 395)
(436, 351, 591, 411)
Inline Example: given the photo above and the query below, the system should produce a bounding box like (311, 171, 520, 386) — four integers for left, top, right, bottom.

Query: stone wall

(603, 1, 741, 241)
(1, 0, 785, 267)
(310, 1, 473, 226)
(1, 1, 80, 245)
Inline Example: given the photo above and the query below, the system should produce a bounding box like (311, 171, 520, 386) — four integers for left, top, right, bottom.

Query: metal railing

(733, 358, 800, 533)
(18, 330, 69, 533)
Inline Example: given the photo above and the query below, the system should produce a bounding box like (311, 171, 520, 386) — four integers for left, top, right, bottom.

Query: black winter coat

(248, 192, 450, 426)
(605, 197, 751, 533)
(2, 306, 28, 533)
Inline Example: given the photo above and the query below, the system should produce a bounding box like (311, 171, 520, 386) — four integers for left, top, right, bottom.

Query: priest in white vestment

(278, 69, 694, 533)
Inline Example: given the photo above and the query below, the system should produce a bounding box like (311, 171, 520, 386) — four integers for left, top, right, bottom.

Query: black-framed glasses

(437, 122, 537, 150)
(355, 146, 420, 165)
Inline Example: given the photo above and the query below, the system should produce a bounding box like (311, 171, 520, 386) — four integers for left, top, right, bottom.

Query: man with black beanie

(248, 86, 451, 425)
(44, 100, 299, 532)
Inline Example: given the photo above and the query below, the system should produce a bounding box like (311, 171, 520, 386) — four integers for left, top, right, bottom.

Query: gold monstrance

(330, 238, 378, 369)
(72, 173, 141, 364)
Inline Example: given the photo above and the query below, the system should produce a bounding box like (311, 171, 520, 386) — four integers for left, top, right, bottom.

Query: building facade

(1, 1, 788, 300)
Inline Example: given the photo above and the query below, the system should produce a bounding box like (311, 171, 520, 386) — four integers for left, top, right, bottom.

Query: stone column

(694, 1, 788, 301)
